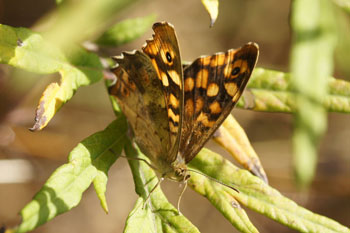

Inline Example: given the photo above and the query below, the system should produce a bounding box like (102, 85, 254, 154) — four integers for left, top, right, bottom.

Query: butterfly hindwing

(109, 51, 172, 165)
(142, 22, 184, 162)
(110, 22, 184, 172)
(179, 43, 259, 163)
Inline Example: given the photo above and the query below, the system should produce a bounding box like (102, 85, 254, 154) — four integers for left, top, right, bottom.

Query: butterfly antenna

(187, 168, 239, 193)
(109, 149, 165, 209)
(177, 180, 187, 215)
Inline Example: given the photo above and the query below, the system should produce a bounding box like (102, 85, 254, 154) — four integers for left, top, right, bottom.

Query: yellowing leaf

(31, 46, 103, 131)
(201, 0, 219, 27)
(213, 114, 268, 183)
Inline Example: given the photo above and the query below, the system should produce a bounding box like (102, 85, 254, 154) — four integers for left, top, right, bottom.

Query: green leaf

(200, 0, 219, 27)
(123, 142, 200, 233)
(290, 0, 337, 186)
(0, 24, 63, 73)
(0, 24, 103, 130)
(17, 118, 127, 233)
(189, 148, 350, 233)
(95, 15, 156, 47)
(236, 68, 350, 113)
(188, 150, 258, 233)
(92, 118, 128, 213)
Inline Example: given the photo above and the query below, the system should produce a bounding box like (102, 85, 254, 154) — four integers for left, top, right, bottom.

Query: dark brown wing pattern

(109, 51, 170, 164)
(179, 43, 259, 163)
(109, 22, 184, 170)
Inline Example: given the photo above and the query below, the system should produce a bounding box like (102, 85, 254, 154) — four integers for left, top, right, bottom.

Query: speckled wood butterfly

(109, 21, 258, 196)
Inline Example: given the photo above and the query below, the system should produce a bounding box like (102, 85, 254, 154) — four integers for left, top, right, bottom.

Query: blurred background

(0, 0, 349, 232)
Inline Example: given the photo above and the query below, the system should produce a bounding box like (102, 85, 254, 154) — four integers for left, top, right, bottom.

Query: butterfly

(109, 22, 258, 194)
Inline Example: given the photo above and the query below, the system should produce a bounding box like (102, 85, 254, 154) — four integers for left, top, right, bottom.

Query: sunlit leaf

(92, 119, 128, 213)
(0, 24, 65, 73)
(189, 148, 350, 233)
(17, 118, 127, 232)
(200, 0, 219, 27)
(95, 15, 156, 47)
(123, 142, 200, 233)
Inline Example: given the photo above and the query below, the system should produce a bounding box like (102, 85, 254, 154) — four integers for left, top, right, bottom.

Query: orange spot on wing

(210, 53, 225, 67)
(201, 56, 211, 66)
(185, 99, 194, 116)
(209, 101, 222, 114)
(207, 83, 219, 97)
(195, 97, 204, 113)
(184, 77, 194, 92)
(151, 59, 162, 80)
(168, 108, 179, 123)
(196, 69, 208, 89)
(145, 44, 158, 56)
(224, 83, 239, 97)
(168, 70, 181, 87)
(169, 121, 178, 133)
(161, 71, 169, 86)
(169, 93, 179, 108)
(217, 54, 225, 66)
(196, 112, 215, 127)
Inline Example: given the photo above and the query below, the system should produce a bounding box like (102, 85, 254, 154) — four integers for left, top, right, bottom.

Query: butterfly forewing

(180, 43, 259, 163)
(142, 22, 184, 163)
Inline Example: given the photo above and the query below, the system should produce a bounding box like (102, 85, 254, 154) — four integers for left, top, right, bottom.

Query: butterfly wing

(109, 51, 172, 164)
(109, 22, 183, 169)
(179, 43, 259, 163)
(142, 22, 184, 162)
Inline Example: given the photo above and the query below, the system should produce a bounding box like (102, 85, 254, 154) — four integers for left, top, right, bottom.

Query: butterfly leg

(109, 149, 159, 171)
(143, 177, 164, 209)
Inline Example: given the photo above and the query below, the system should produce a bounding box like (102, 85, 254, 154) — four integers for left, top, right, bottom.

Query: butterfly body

(109, 22, 258, 184)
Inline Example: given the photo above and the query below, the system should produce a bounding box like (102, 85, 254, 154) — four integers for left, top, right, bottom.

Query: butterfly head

(163, 162, 191, 182)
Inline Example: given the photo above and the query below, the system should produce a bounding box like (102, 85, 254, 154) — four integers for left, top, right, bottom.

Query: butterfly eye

(166, 52, 172, 63)
(231, 67, 240, 76)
